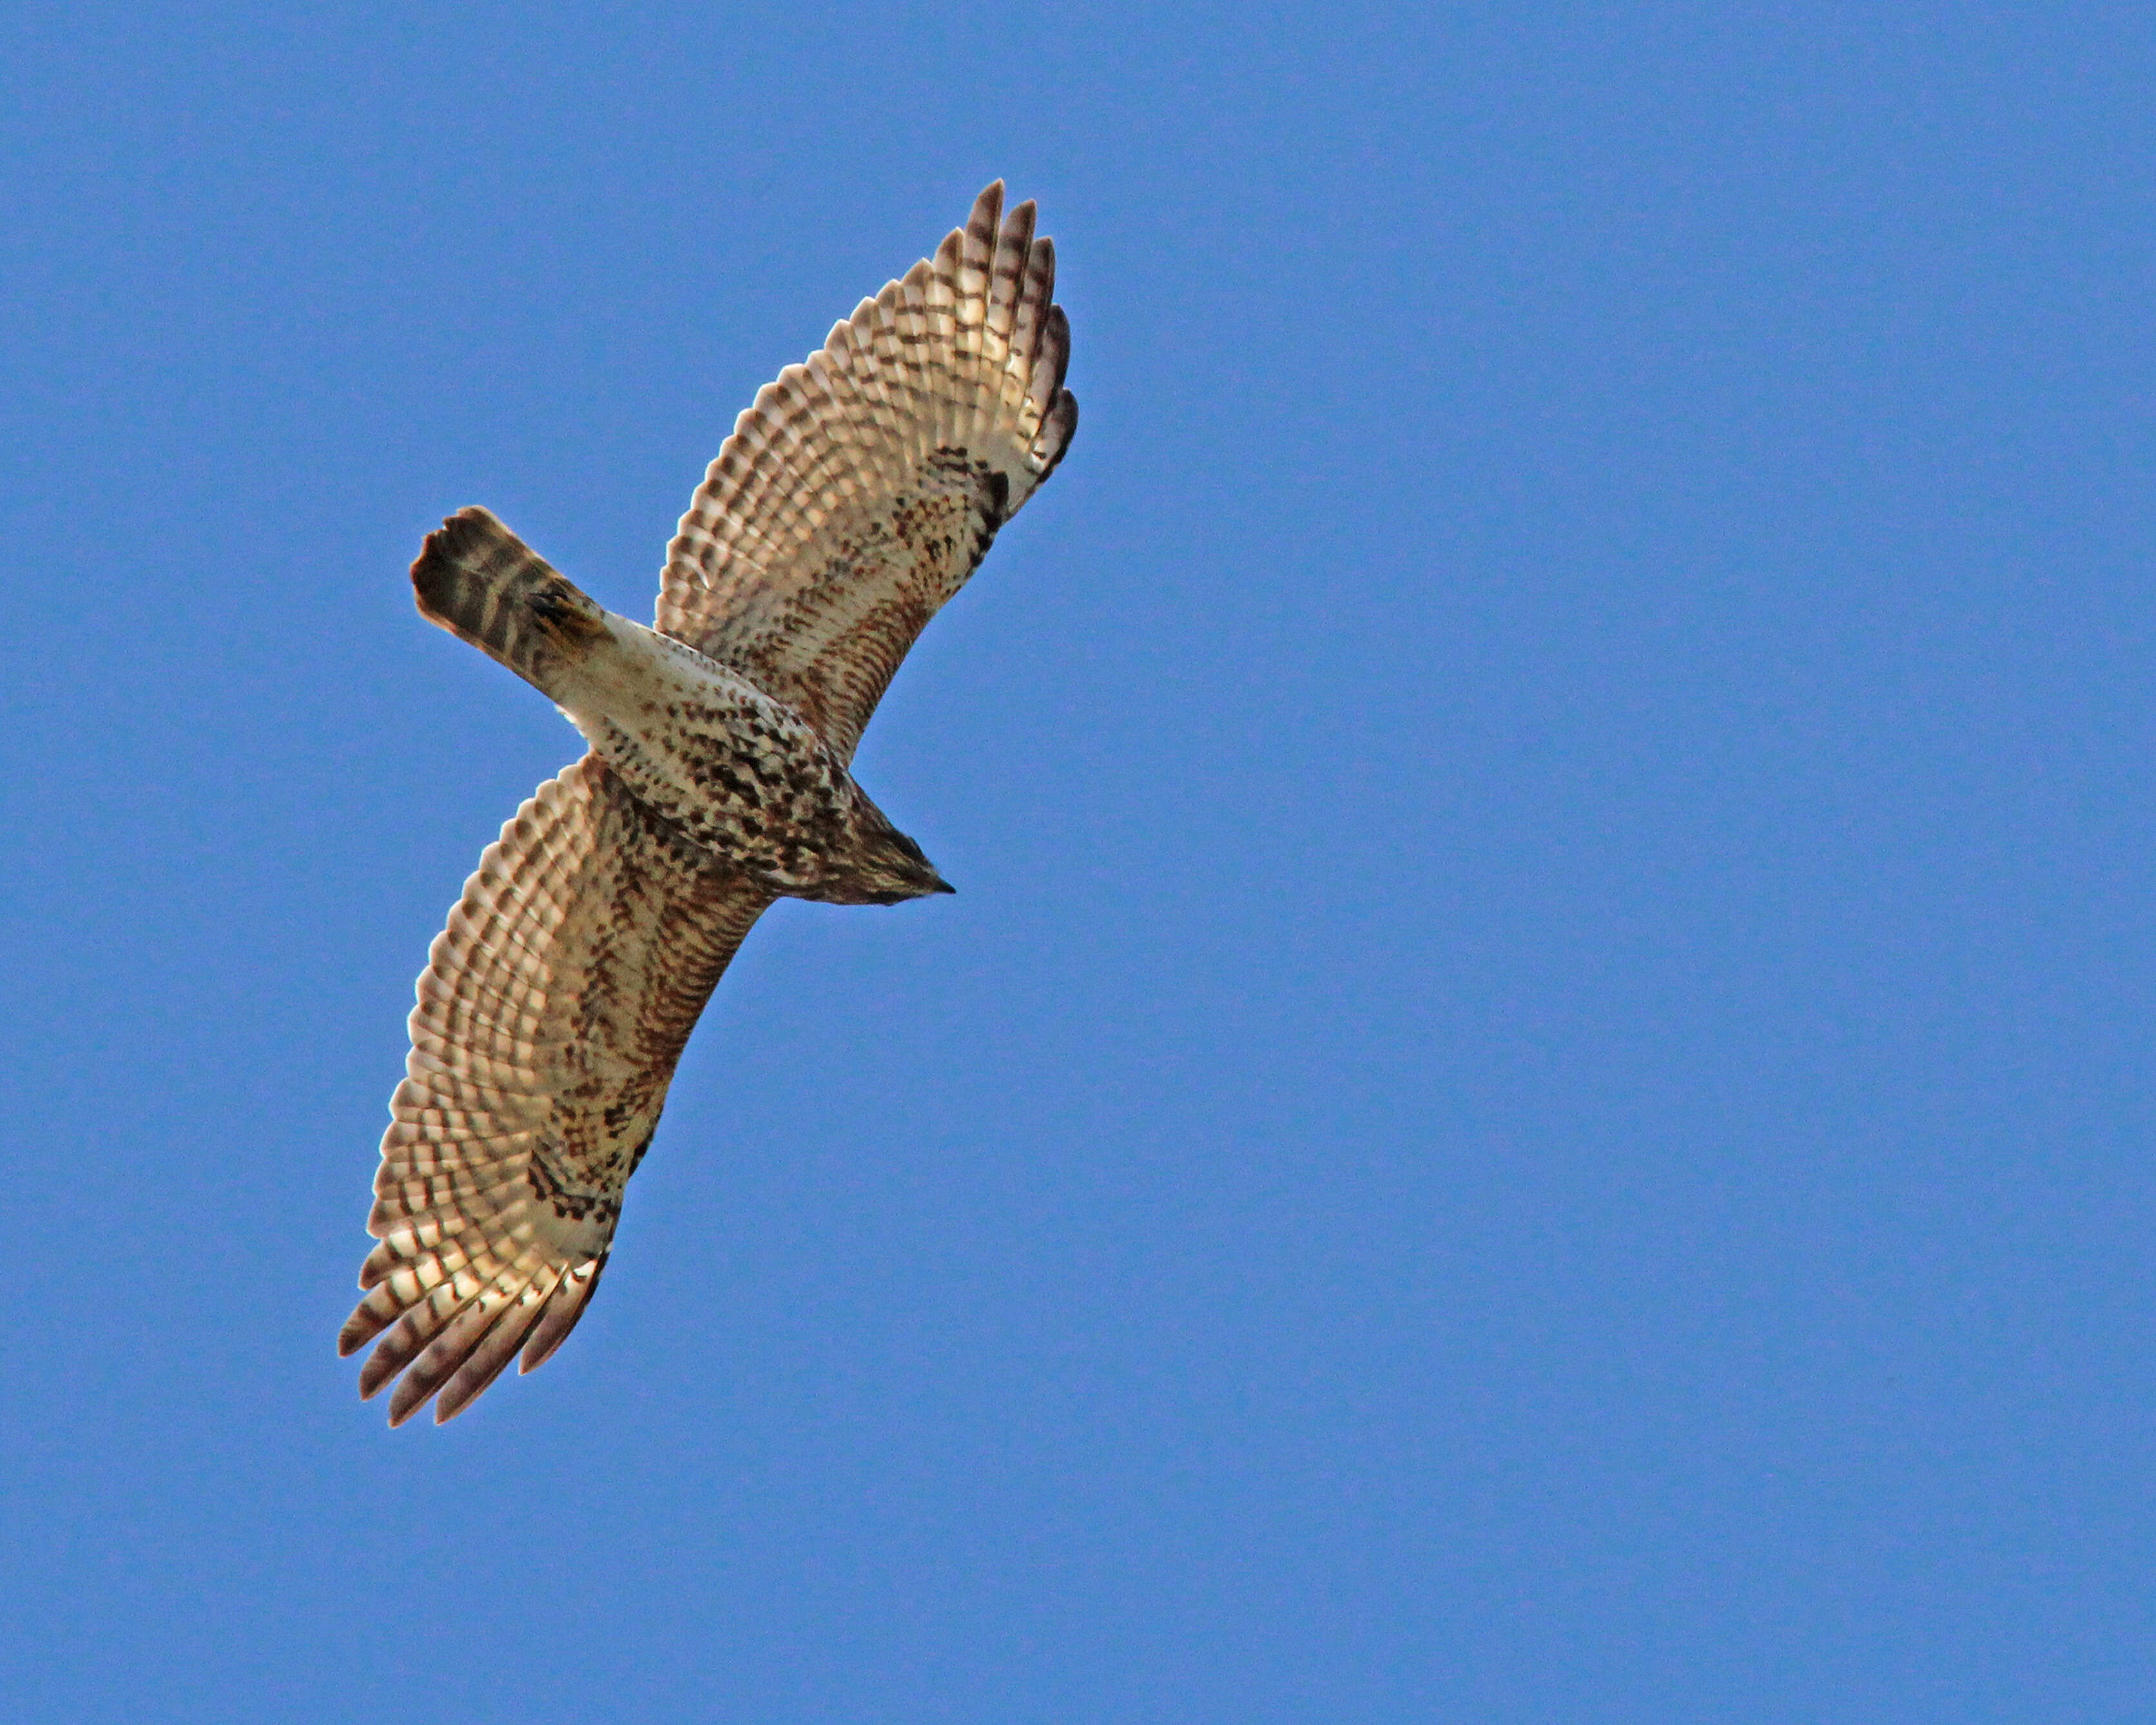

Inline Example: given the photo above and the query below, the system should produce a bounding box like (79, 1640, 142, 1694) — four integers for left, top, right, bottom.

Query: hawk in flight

(341, 184, 1076, 1425)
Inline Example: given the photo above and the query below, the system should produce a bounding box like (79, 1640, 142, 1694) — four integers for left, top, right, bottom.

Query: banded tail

(412, 507, 608, 698)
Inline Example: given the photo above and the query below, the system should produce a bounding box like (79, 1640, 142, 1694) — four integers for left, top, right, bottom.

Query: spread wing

(341, 754, 776, 1425)
(656, 180, 1078, 764)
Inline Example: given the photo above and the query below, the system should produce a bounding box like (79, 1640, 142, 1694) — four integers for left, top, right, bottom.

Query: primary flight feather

(342, 183, 1077, 1425)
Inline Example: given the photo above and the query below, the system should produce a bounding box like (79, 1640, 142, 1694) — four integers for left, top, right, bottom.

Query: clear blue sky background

(5, 4, 2152, 1720)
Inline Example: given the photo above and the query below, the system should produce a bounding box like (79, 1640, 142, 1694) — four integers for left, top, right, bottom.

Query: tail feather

(411, 507, 607, 697)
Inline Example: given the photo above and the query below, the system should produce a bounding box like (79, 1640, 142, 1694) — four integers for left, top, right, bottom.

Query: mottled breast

(559, 618, 860, 892)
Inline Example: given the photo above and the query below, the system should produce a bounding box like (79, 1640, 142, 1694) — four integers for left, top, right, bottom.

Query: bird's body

(413, 511, 951, 904)
(342, 183, 1076, 1425)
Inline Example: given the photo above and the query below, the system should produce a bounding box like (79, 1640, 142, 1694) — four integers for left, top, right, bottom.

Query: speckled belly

(585, 694, 859, 892)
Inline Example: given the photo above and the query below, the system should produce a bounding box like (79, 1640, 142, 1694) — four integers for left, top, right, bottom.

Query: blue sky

(5, 4, 2154, 1720)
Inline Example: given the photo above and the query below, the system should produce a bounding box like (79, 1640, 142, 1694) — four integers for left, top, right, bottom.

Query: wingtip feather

(520, 1257, 607, 1374)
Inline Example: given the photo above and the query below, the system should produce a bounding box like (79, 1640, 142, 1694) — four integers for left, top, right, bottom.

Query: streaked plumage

(342, 183, 1077, 1425)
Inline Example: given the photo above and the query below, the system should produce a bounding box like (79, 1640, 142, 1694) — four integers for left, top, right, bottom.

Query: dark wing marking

(656, 181, 1078, 764)
(341, 754, 775, 1425)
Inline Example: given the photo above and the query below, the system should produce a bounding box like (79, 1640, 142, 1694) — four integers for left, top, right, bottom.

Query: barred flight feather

(658, 181, 1078, 763)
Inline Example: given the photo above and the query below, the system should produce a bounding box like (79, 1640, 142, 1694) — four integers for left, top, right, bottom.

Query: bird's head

(848, 824, 957, 906)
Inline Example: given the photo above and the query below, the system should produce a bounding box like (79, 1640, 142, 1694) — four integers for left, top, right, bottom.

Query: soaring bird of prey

(341, 183, 1076, 1425)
